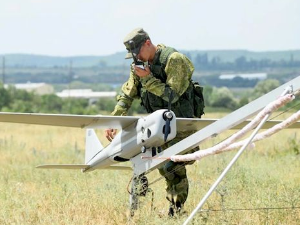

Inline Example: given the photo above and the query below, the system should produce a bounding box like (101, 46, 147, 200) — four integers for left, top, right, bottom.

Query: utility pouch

(192, 81, 205, 118)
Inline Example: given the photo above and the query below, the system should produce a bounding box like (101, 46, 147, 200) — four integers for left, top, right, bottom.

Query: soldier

(105, 28, 203, 216)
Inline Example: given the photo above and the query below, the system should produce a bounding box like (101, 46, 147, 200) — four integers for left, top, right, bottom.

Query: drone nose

(163, 111, 174, 142)
(164, 111, 173, 120)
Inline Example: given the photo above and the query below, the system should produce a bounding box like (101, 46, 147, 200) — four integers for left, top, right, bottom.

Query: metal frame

(131, 75, 300, 176)
(182, 86, 292, 224)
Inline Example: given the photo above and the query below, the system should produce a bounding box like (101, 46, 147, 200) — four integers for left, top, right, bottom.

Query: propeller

(163, 90, 174, 142)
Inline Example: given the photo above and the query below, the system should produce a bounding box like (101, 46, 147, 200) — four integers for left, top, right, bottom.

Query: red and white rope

(170, 94, 295, 162)
(223, 109, 300, 151)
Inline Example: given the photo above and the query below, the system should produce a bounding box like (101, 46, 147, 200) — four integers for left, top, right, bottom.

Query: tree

(251, 79, 280, 100)
(96, 98, 116, 113)
(202, 85, 213, 106)
(235, 56, 247, 70)
(238, 96, 249, 108)
(209, 87, 238, 109)
(40, 94, 63, 113)
(195, 53, 208, 69)
(0, 83, 11, 110)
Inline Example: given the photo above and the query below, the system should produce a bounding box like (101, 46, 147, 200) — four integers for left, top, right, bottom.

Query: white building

(56, 89, 117, 103)
(219, 73, 267, 80)
(4, 82, 54, 95)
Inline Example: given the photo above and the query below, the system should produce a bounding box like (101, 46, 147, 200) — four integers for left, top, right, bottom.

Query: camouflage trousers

(158, 131, 199, 209)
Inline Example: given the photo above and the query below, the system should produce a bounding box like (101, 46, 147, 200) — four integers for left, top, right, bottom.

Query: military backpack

(140, 46, 205, 118)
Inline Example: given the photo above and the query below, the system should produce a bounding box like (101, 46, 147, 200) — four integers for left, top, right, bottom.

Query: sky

(0, 0, 299, 56)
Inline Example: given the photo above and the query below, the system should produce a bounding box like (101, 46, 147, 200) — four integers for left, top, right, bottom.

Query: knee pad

(159, 161, 187, 181)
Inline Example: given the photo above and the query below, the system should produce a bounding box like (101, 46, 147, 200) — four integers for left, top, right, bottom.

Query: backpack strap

(150, 47, 178, 82)
(159, 47, 178, 68)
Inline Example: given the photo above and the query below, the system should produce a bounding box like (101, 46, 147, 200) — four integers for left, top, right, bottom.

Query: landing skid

(129, 173, 150, 217)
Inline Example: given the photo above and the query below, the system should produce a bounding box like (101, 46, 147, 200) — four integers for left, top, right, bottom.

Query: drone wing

(0, 112, 139, 129)
(1, 112, 299, 131)
(36, 164, 132, 170)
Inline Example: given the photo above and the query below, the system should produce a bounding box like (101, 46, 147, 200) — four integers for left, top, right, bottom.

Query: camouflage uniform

(111, 44, 199, 213)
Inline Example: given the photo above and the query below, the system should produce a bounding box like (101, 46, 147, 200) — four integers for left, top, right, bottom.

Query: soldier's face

(137, 41, 150, 62)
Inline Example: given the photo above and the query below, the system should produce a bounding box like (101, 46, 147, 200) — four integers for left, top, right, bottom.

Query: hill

(0, 52, 130, 68)
(1, 49, 300, 68)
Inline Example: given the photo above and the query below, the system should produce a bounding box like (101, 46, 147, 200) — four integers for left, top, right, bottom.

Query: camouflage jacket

(111, 44, 195, 116)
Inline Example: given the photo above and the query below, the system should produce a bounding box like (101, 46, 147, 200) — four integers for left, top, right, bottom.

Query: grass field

(0, 112, 300, 224)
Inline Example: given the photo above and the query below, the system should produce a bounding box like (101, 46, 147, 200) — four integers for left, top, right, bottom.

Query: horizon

(1, 48, 300, 58)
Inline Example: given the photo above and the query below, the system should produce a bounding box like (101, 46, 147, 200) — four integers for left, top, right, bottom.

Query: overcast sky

(0, 0, 299, 56)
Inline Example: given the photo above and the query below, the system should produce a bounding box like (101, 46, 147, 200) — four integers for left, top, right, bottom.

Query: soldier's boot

(168, 204, 175, 217)
(158, 161, 189, 216)
(168, 201, 183, 217)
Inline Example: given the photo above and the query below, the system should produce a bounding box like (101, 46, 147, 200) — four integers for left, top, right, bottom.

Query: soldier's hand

(105, 129, 117, 142)
(134, 65, 151, 78)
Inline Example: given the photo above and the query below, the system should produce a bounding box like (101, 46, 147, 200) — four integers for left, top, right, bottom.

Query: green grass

(0, 118, 300, 224)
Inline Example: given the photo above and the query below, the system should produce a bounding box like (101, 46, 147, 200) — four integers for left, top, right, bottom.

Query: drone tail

(85, 129, 104, 164)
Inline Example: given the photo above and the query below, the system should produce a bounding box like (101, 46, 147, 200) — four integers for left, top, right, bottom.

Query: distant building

(56, 89, 117, 103)
(219, 73, 267, 80)
(4, 82, 54, 95)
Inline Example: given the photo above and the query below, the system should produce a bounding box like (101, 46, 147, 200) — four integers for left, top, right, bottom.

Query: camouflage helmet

(123, 28, 150, 59)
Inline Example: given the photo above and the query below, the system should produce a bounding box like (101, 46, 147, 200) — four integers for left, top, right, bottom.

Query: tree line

(1, 79, 296, 116)
(3, 53, 300, 87)
(189, 53, 300, 71)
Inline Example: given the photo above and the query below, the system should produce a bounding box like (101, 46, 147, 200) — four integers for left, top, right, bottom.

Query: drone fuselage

(83, 109, 177, 172)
